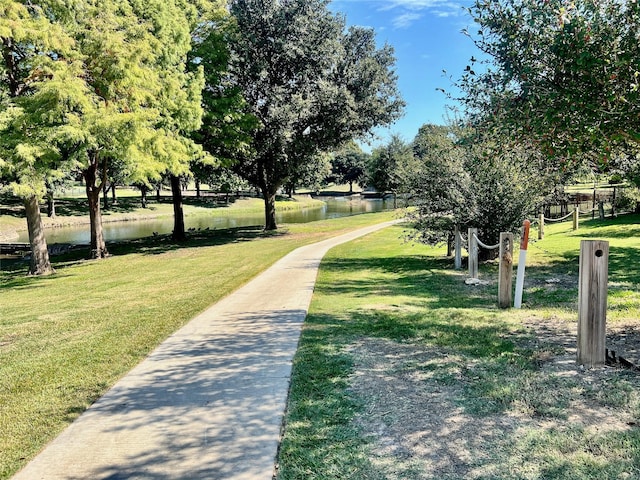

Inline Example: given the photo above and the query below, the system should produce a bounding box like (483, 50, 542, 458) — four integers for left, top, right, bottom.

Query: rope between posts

(544, 211, 574, 223)
(578, 207, 598, 215)
(472, 233, 500, 250)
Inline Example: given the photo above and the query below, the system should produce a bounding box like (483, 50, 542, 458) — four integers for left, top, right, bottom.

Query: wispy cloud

(392, 12, 422, 28)
(383, 0, 461, 11)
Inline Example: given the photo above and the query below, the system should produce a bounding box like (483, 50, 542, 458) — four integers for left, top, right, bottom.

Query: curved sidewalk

(12, 220, 400, 480)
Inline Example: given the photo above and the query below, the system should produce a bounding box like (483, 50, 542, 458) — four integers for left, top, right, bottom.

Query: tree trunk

(24, 195, 54, 276)
(46, 189, 56, 219)
(141, 186, 148, 208)
(102, 181, 109, 210)
(84, 153, 108, 259)
(195, 179, 201, 199)
(171, 175, 186, 241)
(349, 181, 353, 193)
(262, 190, 278, 231)
(156, 186, 161, 202)
(111, 184, 117, 204)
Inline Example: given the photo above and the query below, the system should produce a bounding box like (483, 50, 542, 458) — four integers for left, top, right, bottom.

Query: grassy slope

(277, 214, 640, 480)
(0, 211, 396, 479)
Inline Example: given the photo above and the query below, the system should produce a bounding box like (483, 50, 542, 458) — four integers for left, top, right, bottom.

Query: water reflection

(15, 197, 392, 245)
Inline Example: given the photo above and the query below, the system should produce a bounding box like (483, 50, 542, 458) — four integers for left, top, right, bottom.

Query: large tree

(406, 125, 473, 245)
(460, 0, 640, 173)
(0, 1, 79, 274)
(227, 0, 404, 230)
(2, 1, 214, 260)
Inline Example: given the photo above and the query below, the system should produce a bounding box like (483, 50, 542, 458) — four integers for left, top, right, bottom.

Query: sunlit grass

(277, 214, 640, 480)
(0, 211, 397, 479)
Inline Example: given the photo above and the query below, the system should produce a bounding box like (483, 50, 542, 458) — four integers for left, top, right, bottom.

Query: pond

(15, 196, 393, 245)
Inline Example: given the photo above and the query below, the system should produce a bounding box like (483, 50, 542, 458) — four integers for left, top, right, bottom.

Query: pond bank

(0, 196, 325, 243)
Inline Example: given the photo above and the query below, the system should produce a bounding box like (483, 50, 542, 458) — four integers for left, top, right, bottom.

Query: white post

(514, 219, 530, 309)
(468, 227, 478, 279)
(454, 225, 462, 270)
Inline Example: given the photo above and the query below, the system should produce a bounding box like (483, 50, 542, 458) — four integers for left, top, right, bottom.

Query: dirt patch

(347, 320, 640, 479)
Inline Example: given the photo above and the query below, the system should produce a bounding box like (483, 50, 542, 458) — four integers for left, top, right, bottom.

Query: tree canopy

(460, 0, 640, 170)
(227, 0, 404, 230)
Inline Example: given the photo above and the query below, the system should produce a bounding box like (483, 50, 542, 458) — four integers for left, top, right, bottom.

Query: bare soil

(347, 320, 640, 479)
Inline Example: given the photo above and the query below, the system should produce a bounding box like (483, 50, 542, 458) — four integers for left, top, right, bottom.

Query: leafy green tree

(406, 125, 556, 257)
(367, 135, 412, 208)
(405, 125, 473, 245)
(2, 1, 212, 256)
(0, 1, 78, 274)
(285, 151, 332, 197)
(227, 0, 403, 230)
(460, 0, 640, 174)
(331, 142, 368, 193)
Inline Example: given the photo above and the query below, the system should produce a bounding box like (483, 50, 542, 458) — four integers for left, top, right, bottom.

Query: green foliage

(227, 0, 404, 228)
(460, 0, 640, 175)
(406, 125, 552, 246)
(367, 134, 413, 199)
(330, 142, 368, 193)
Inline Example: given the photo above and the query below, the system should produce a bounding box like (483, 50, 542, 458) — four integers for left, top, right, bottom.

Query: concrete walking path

(12, 220, 400, 480)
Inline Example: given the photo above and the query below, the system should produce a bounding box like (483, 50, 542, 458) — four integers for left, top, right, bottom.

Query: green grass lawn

(277, 214, 640, 479)
(0, 211, 396, 480)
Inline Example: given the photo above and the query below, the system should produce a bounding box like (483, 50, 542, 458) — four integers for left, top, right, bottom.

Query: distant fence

(542, 183, 633, 219)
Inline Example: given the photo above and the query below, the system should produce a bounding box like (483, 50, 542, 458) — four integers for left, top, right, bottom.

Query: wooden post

(577, 240, 609, 367)
(538, 213, 544, 240)
(498, 232, 514, 309)
(573, 208, 579, 230)
(468, 227, 478, 279)
(598, 201, 605, 220)
(454, 225, 462, 270)
(514, 220, 530, 309)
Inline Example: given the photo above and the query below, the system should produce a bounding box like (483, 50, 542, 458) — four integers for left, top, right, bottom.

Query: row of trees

(0, 0, 403, 275)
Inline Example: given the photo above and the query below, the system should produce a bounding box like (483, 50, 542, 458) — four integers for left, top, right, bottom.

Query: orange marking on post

(520, 219, 531, 251)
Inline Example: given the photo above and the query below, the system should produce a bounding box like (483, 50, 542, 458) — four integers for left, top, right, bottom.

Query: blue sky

(329, 0, 481, 148)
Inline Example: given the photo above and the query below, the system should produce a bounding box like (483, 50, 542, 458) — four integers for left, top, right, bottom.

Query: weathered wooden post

(538, 213, 544, 240)
(468, 227, 478, 279)
(498, 232, 514, 308)
(572, 208, 579, 230)
(577, 240, 609, 367)
(454, 225, 462, 270)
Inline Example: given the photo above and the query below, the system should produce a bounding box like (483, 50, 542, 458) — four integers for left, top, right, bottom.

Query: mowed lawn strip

(277, 215, 640, 479)
(0, 211, 396, 480)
